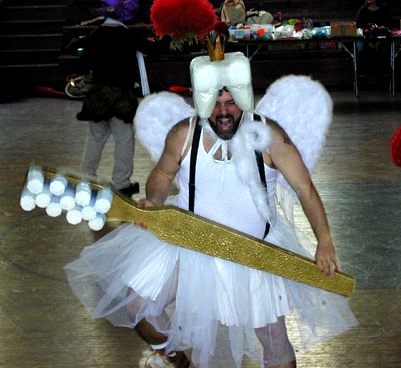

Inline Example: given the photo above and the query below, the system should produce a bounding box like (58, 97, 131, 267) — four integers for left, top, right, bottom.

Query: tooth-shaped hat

(190, 52, 254, 119)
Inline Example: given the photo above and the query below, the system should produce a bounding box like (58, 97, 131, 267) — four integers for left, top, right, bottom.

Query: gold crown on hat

(207, 35, 225, 61)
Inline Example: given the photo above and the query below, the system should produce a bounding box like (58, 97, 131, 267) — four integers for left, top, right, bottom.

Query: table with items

(227, 21, 401, 97)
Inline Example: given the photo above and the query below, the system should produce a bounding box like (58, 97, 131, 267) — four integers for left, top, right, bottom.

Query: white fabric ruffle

(64, 212, 357, 368)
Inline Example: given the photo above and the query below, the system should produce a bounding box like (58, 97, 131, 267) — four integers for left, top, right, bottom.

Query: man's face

(208, 89, 243, 140)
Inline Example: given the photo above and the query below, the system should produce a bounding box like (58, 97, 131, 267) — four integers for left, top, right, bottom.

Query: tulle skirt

(64, 214, 358, 367)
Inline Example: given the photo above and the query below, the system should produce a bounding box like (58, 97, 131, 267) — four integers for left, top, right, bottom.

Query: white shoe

(139, 349, 175, 368)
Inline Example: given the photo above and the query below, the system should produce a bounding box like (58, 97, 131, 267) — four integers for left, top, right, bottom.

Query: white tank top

(177, 128, 278, 239)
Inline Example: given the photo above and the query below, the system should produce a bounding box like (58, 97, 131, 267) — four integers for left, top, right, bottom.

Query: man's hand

(133, 199, 157, 228)
(315, 239, 341, 277)
(137, 199, 156, 209)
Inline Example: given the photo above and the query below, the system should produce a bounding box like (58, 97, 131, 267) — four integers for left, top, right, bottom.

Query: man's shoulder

(171, 117, 192, 131)
(252, 113, 277, 131)
(260, 117, 291, 145)
(167, 117, 194, 142)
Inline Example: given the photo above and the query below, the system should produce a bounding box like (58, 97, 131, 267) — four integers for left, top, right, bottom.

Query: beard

(209, 113, 242, 140)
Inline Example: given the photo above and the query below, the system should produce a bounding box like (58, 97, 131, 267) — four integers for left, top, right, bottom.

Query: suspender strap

(255, 151, 267, 187)
(255, 150, 271, 237)
(188, 121, 202, 213)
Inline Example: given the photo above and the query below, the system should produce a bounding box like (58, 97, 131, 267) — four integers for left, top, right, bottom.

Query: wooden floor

(1, 88, 401, 367)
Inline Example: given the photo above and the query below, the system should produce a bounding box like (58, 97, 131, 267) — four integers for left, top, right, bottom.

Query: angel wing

(134, 91, 196, 162)
(255, 75, 333, 221)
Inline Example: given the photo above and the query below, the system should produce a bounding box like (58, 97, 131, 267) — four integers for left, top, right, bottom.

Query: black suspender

(255, 151, 266, 185)
(255, 151, 271, 237)
(253, 113, 270, 237)
(188, 121, 202, 213)
(188, 122, 270, 237)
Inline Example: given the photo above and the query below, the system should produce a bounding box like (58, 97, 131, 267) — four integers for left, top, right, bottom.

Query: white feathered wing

(255, 75, 333, 222)
(134, 91, 196, 162)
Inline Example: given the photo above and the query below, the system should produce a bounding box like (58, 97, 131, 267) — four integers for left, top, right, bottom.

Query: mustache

(216, 114, 233, 121)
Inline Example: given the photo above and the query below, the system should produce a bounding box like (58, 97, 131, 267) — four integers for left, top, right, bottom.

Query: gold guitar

(32, 168, 356, 297)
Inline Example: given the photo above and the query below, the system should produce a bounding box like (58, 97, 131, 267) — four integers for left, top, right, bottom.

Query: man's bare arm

(267, 124, 340, 276)
(143, 121, 190, 207)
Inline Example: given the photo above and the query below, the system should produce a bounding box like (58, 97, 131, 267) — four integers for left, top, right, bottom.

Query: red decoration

(169, 85, 192, 94)
(389, 124, 401, 167)
(150, 0, 217, 41)
(212, 20, 229, 36)
(34, 86, 65, 97)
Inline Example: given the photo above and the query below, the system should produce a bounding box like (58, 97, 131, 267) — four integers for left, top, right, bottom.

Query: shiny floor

(1, 89, 401, 367)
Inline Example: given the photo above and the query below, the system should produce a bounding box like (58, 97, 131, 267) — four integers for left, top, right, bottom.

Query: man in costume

(133, 51, 345, 368)
(65, 47, 357, 368)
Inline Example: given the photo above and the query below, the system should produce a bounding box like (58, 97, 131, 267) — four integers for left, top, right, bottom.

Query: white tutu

(64, 212, 357, 368)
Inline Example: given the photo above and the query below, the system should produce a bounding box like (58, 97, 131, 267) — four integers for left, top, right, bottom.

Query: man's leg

(135, 318, 190, 368)
(255, 316, 296, 368)
(81, 121, 110, 177)
(127, 289, 190, 368)
(135, 318, 168, 345)
(109, 117, 134, 190)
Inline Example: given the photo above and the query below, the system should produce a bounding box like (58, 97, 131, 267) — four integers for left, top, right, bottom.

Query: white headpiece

(190, 52, 254, 119)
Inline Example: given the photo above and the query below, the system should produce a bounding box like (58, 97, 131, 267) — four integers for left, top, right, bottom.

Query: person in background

(356, 0, 392, 32)
(355, 0, 392, 74)
(76, 0, 143, 198)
